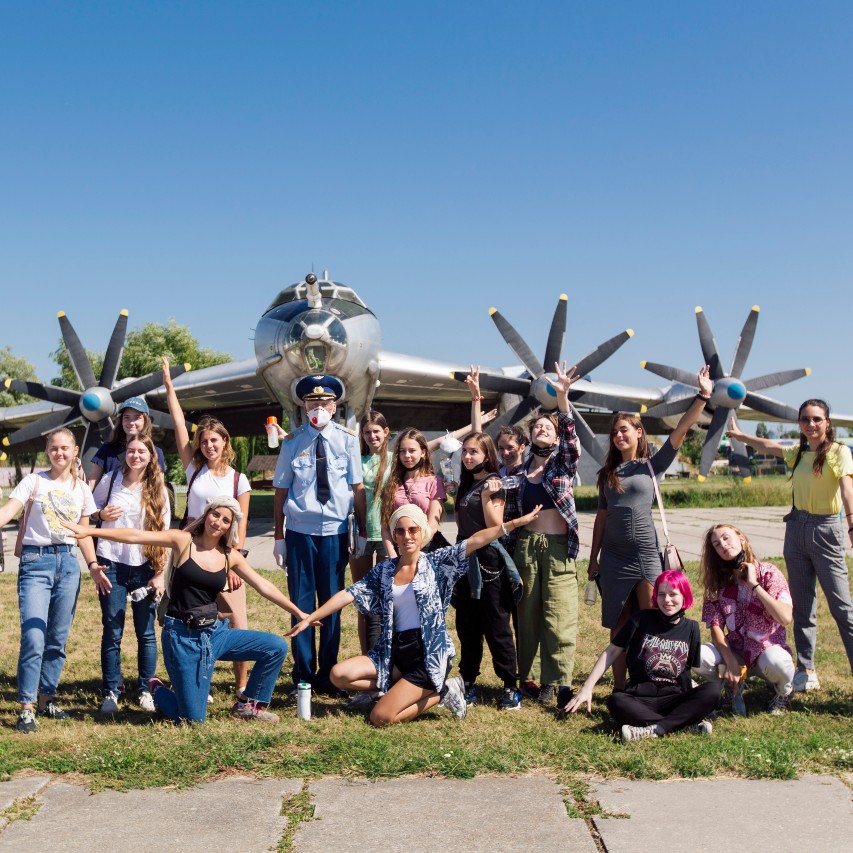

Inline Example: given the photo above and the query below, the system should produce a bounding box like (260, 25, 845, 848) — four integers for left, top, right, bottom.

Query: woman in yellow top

(727, 400, 853, 691)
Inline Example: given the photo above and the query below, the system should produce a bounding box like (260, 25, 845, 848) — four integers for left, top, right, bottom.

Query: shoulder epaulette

(336, 423, 357, 437)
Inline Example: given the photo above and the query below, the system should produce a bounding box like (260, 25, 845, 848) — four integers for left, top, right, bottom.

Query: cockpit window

(264, 281, 373, 317)
(264, 300, 310, 324)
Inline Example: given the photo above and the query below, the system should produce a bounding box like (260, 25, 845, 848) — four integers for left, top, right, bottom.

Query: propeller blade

(699, 407, 729, 477)
(574, 329, 634, 378)
(80, 420, 114, 477)
(4, 379, 81, 408)
(571, 406, 606, 465)
(640, 361, 699, 387)
(2, 408, 77, 447)
(111, 364, 190, 403)
(486, 396, 539, 434)
(729, 306, 759, 378)
(489, 308, 544, 378)
(728, 436, 752, 480)
(57, 311, 97, 390)
(98, 309, 129, 389)
(643, 396, 696, 419)
(569, 389, 640, 412)
(743, 392, 800, 423)
(542, 294, 567, 370)
(744, 368, 810, 393)
(451, 371, 531, 396)
(695, 307, 724, 380)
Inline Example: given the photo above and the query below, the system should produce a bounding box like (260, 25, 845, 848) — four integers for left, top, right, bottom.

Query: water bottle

(266, 416, 280, 449)
(296, 681, 311, 720)
(439, 458, 456, 496)
(500, 475, 522, 490)
(584, 579, 598, 606)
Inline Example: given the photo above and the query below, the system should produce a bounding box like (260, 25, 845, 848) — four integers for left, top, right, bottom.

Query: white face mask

(308, 407, 333, 428)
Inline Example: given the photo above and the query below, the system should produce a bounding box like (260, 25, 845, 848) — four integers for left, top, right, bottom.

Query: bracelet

(501, 523, 509, 536)
(695, 393, 711, 402)
(751, 582, 760, 591)
(87, 561, 99, 569)
(472, 395, 485, 401)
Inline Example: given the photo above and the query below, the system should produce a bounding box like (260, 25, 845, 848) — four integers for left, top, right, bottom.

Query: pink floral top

(701, 562, 792, 666)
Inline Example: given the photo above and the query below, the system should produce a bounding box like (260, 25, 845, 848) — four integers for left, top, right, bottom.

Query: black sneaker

(15, 709, 37, 734)
(519, 680, 541, 700)
(556, 685, 574, 711)
(37, 701, 70, 720)
(537, 684, 556, 706)
(497, 688, 522, 711)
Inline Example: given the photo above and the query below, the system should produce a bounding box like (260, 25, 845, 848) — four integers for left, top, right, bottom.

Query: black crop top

(522, 478, 557, 514)
(168, 544, 228, 614)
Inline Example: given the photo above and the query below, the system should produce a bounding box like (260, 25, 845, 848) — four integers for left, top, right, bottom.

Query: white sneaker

(792, 670, 819, 692)
(621, 724, 658, 742)
(100, 692, 120, 715)
(686, 719, 713, 736)
(138, 690, 156, 712)
(438, 675, 467, 720)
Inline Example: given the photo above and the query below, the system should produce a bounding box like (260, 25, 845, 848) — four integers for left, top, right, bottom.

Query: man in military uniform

(273, 375, 365, 694)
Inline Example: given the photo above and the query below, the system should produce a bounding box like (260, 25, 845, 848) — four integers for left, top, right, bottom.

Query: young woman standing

(727, 402, 853, 690)
(163, 357, 253, 698)
(0, 428, 99, 733)
(90, 435, 171, 714)
(588, 366, 712, 689)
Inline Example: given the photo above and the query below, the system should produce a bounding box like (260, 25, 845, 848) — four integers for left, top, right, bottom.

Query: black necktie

(315, 436, 330, 504)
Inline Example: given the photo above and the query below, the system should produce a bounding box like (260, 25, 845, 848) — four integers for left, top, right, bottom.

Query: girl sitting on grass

(287, 501, 542, 727)
(693, 524, 794, 715)
(563, 570, 720, 741)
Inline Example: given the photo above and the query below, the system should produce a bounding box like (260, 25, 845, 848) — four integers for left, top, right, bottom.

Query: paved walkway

(0, 505, 821, 576)
(1, 773, 850, 851)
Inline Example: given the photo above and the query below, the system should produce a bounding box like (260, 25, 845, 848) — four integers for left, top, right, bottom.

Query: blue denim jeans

(17, 544, 82, 705)
(155, 616, 288, 723)
(466, 541, 523, 601)
(97, 559, 157, 696)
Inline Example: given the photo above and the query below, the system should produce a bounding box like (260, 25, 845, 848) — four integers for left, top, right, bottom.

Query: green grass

(1, 556, 851, 791)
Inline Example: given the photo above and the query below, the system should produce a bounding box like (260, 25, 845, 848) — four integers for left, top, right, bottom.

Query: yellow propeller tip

(1, 437, 10, 447)
(695, 306, 703, 314)
(626, 328, 634, 337)
(190, 423, 198, 433)
(697, 474, 706, 483)
(57, 311, 66, 318)
(559, 293, 567, 301)
(448, 371, 455, 380)
(184, 363, 192, 371)
(0, 452, 6, 461)
(640, 360, 647, 368)
(3, 378, 11, 389)
(488, 307, 497, 316)
(639, 405, 648, 414)
(120, 309, 129, 317)
(804, 367, 811, 376)
(742, 476, 753, 484)
(752, 305, 760, 312)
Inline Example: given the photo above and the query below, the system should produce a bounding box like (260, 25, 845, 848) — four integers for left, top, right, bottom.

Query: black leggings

(606, 681, 720, 735)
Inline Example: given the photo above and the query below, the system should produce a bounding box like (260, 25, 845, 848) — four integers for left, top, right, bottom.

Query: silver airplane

(1, 272, 844, 476)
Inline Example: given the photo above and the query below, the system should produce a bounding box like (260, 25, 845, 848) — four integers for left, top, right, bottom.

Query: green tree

(678, 430, 704, 468)
(50, 318, 231, 389)
(0, 346, 42, 482)
(756, 422, 770, 439)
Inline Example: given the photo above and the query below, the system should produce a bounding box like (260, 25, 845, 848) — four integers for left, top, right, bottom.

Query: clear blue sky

(2, 2, 852, 423)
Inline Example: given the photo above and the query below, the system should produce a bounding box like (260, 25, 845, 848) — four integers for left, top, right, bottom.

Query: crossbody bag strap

(646, 460, 672, 546)
(180, 465, 203, 528)
(232, 469, 240, 499)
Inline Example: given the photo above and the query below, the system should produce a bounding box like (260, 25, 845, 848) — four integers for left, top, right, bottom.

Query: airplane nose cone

(81, 392, 101, 412)
(304, 324, 325, 340)
(727, 380, 746, 401)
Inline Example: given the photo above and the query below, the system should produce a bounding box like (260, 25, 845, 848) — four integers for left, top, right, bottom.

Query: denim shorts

(390, 628, 432, 690)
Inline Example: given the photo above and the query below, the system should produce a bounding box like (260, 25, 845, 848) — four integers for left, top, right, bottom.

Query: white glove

(273, 539, 287, 569)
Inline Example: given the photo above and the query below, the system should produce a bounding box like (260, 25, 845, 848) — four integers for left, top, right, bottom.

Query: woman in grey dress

(588, 366, 713, 689)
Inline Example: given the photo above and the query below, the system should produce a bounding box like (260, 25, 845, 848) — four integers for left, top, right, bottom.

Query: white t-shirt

(92, 471, 171, 566)
(391, 582, 422, 632)
(185, 462, 251, 520)
(10, 472, 97, 547)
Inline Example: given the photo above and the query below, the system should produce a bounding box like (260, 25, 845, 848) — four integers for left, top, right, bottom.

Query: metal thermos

(296, 681, 311, 720)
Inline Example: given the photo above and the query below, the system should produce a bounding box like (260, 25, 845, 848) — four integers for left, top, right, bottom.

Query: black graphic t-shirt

(613, 609, 701, 692)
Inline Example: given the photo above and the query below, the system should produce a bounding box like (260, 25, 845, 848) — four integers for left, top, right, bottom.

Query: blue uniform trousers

(285, 529, 348, 687)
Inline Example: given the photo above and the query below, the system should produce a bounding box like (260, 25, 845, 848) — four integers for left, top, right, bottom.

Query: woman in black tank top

(65, 496, 312, 724)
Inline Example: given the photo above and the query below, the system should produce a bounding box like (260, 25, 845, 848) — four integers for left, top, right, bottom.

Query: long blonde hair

(700, 524, 757, 601)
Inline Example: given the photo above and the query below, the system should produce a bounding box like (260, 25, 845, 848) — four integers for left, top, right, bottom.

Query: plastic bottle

(439, 458, 456, 496)
(296, 681, 311, 720)
(584, 579, 598, 606)
(266, 416, 279, 449)
(500, 475, 522, 490)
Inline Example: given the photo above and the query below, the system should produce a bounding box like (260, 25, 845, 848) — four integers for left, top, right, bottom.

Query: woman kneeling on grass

(64, 496, 312, 724)
(287, 502, 542, 727)
(563, 571, 720, 742)
(693, 524, 794, 716)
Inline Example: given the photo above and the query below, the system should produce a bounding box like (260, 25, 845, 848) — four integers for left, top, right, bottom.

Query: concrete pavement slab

(296, 776, 597, 853)
(0, 776, 301, 853)
(0, 777, 51, 831)
(589, 775, 853, 853)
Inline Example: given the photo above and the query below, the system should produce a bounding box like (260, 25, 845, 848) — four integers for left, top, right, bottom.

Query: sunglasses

(799, 416, 825, 425)
(393, 526, 421, 537)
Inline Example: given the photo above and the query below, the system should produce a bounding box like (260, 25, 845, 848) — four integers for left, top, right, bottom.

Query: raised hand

(465, 364, 482, 400)
(696, 365, 713, 398)
(161, 355, 173, 390)
(547, 361, 580, 397)
(725, 414, 745, 441)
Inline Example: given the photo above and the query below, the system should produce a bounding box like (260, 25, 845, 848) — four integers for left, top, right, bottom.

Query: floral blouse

(347, 542, 468, 693)
(701, 562, 792, 666)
